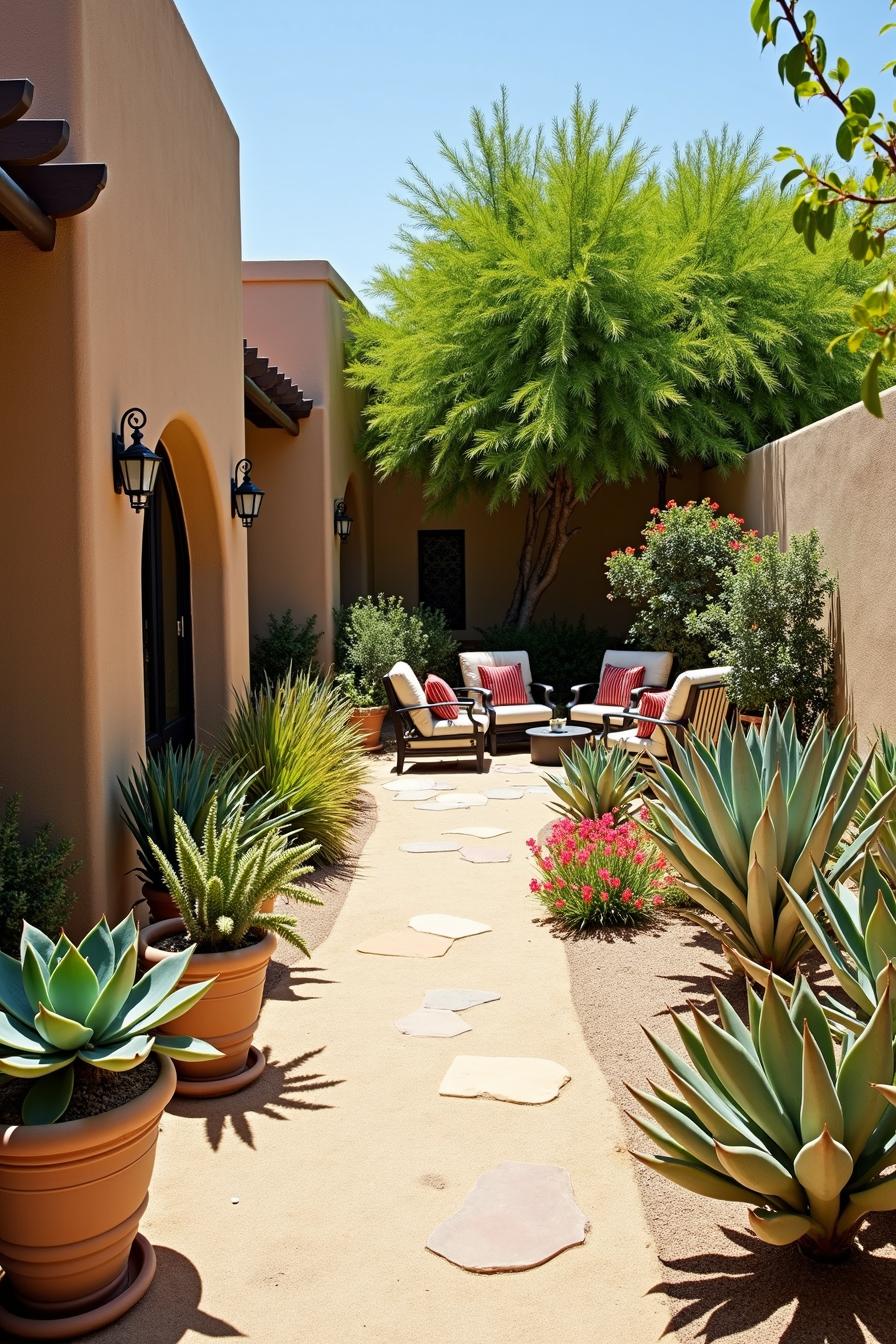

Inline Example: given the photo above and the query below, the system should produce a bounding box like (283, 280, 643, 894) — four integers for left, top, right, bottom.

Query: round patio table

(526, 724, 592, 767)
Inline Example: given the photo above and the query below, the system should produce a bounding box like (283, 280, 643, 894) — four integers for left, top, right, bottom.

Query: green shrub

(710, 530, 835, 736)
(477, 616, 608, 702)
(0, 796, 80, 956)
(335, 594, 459, 704)
(217, 671, 366, 863)
(605, 498, 748, 668)
(250, 610, 320, 686)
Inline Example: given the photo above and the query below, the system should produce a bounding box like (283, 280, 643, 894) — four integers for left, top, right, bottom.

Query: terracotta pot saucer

(0, 1234, 155, 1341)
(173, 1044, 266, 1099)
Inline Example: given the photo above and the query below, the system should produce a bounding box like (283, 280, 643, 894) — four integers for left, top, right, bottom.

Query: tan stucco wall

(1, 0, 249, 930)
(242, 262, 369, 666)
(702, 390, 896, 745)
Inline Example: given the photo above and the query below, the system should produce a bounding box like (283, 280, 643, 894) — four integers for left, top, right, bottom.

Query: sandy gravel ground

(82, 753, 674, 1344)
(565, 915, 896, 1344)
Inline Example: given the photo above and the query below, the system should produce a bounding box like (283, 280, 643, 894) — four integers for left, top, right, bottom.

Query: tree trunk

(503, 474, 599, 626)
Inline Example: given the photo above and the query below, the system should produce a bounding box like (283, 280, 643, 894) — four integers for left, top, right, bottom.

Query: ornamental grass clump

(150, 806, 321, 955)
(631, 973, 896, 1260)
(0, 916, 220, 1123)
(544, 740, 643, 823)
(642, 708, 896, 973)
(527, 813, 670, 930)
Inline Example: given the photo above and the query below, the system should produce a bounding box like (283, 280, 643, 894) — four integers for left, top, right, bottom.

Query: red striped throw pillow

(635, 689, 670, 739)
(424, 674, 459, 721)
(596, 663, 645, 708)
(479, 662, 527, 707)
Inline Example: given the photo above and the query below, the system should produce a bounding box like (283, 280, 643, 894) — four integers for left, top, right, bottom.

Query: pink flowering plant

(526, 810, 672, 931)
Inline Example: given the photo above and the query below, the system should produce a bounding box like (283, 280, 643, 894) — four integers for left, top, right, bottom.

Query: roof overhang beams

(243, 341, 313, 434)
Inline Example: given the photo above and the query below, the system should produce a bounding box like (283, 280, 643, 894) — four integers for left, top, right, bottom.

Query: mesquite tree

(346, 91, 871, 623)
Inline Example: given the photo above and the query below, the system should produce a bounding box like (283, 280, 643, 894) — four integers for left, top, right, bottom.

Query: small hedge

(476, 617, 608, 702)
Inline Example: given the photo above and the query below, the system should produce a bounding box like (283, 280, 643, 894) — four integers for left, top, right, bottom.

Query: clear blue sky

(176, 0, 888, 300)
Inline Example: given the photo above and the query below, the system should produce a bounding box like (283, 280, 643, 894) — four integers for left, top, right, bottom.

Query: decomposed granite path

(88, 753, 674, 1344)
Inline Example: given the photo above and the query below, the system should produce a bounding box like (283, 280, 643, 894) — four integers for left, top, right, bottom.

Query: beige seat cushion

(490, 703, 552, 727)
(664, 667, 732, 721)
(408, 710, 489, 749)
(459, 650, 535, 703)
(606, 726, 670, 759)
(387, 661, 434, 737)
(599, 649, 673, 691)
(569, 702, 629, 727)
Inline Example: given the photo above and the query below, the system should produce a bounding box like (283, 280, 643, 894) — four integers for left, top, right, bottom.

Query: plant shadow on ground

(531, 911, 675, 946)
(264, 961, 337, 1004)
(650, 1217, 896, 1344)
(80, 1246, 242, 1343)
(168, 1045, 344, 1152)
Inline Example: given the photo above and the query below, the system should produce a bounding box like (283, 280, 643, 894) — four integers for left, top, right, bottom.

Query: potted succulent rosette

(138, 802, 320, 1098)
(0, 915, 218, 1339)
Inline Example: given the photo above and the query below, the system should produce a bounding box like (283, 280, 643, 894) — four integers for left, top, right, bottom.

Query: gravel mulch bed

(0, 1055, 160, 1125)
(563, 911, 896, 1344)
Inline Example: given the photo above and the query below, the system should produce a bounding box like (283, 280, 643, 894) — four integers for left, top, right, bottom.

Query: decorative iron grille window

(418, 530, 466, 630)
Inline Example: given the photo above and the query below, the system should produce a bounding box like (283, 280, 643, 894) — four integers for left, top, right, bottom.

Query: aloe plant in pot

(0, 915, 218, 1338)
(139, 803, 320, 1098)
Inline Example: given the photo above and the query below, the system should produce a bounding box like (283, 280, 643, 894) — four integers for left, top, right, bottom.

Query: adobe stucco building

(1, 0, 893, 936)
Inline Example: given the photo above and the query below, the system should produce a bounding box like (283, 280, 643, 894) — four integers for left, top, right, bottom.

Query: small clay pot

(348, 705, 387, 751)
(141, 883, 180, 923)
(138, 919, 276, 1098)
(0, 1055, 175, 1339)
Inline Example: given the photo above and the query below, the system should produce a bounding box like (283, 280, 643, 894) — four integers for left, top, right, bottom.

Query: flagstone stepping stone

(494, 764, 539, 775)
(442, 793, 488, 807)
(439, 1055, 571, 1104)
(409, 914, 491, 939)
(425, 1162, 588, 1272)
(459, 846, 512, 864)
(357, 929, 452, 958)
(443, 826, 510, 839)
(382, 777, 452, 792)
(526, 787, 552, 797)
(423, 989, 501, 1012)
(400, 840, 463, 854)
(485, 788, 525, 800)
(392, 790, 438, 802)
(395, 1008, 471, 1037)
(415, 798, 471, 812)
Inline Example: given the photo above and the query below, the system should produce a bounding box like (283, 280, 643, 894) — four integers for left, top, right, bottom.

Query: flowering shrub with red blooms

(526, 812, 673, 931)
(605, 498, 752, 668)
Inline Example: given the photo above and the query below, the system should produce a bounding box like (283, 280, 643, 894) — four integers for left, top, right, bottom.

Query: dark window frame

(417, 528, 466, 630)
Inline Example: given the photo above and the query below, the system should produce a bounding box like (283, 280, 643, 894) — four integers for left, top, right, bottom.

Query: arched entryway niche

(338, 474, 367, 605)
(142, 447, 194, 751)
(144, 417, 233, 751)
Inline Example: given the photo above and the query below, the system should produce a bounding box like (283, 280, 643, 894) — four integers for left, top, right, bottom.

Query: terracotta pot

(348, 705, 387, 751)
(138, 919, 276, 1097)
(0, 1055, 175, 1338)
(738, 711, 765, 731)
(142, 882, 179, 923)
(258, 894, 276, 914)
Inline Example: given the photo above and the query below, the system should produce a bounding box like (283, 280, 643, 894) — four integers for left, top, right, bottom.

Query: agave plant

(150, 804, 321, 954)
(544, 740, 643, 822)
(0, 916, 219, 1124)
(852, 730, 896, 884)
(217, 671, 367, 863)
(119, 742, 296, 889)
(642, 708, 896, 973)
(630, 973, 896, 1258)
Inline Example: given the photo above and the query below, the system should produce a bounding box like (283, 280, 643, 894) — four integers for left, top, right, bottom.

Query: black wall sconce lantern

(232, 458, 265, 528)
(113, 408, 161, 512)
(334, 497, 353, 543)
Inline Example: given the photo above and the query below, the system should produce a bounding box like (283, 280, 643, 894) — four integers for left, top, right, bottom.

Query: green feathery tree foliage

(346, 91, 873, 624)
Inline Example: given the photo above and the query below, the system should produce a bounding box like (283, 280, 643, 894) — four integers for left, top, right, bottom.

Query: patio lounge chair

(383, 661, 489, 774)
(599, 667, 732, 766)
(458, 650, 555, 754)
(567, 649, 674, 732)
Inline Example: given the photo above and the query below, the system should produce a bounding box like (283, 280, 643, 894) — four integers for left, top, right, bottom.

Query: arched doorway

(142, 446, 194, 752)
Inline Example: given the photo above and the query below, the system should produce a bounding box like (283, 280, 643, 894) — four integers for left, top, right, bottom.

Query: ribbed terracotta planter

(348, 706, 387, 751)
(139, 919, 276, 1098)
(142, 883, 179, 923)
(0, 1055, 175, 1340)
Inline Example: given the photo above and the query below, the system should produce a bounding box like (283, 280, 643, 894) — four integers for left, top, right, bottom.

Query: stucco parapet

(241, 259, 358, 304)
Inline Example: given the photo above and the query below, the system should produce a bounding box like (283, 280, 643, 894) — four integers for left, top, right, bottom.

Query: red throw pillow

(596, 663, 645, 708)
(479, 662, 527, 707)
(424, 674, 459, 721)
(635, 689, 670, 739)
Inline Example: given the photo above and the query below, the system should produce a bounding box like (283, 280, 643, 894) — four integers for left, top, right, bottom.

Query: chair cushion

(568, 703, 627, 727)
(664, 666, 732, 721)
(424, 674, 459, 721)
(491, 703, 552, 727)
(606, 726, 669, 759)
(387, 661, 434, 737)
(479, 662, 527, 707)
(459, 650, 534, 702)
(409, 711, 489, 748)
(599, 649, 673, 690)
(635, 689, 670, 739)
(596, 663, 644, 707)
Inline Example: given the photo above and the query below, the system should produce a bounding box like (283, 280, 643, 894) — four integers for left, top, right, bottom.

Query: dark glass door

(142, 447, 194, 752)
